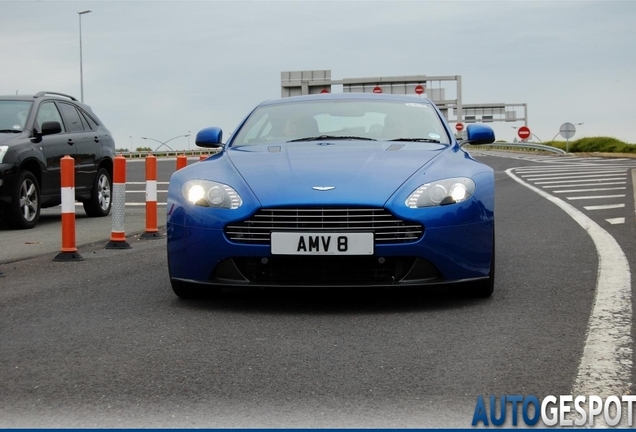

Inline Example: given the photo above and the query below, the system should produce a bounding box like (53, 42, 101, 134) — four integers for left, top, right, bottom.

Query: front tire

(4, 170, 41, 229)
(83, 167, 112, 217)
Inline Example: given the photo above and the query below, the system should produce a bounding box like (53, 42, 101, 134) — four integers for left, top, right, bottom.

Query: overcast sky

(2, 0, 634, 150)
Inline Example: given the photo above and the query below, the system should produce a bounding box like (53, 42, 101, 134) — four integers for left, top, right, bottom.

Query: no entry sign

(455, 123, 464, 132)
(517, 126, 531, 140)
(414, 85, 424, 95)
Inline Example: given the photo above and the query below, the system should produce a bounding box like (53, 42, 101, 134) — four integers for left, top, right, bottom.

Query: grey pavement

(0, 206, 166, 264)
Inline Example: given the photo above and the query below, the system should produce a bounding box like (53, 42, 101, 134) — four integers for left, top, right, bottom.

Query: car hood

(227, 141, 447, 207)
(0, 133, 20, 145)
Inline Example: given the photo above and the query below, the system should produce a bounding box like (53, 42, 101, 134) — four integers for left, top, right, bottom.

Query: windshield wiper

(287, 135, 377, 142)
(0, 129, 21, 133)
(388, 137, 442, 143)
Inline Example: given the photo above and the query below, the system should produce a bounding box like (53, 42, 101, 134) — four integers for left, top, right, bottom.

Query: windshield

(231, 99, 451, 146)
(0, 100, 32, 132)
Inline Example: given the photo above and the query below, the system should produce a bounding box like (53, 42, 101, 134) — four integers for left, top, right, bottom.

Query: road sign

(320, 88, 329, 94)
(373, 86, 382, 94)
(455, 123, 464, 131)
(559, 122, 576, 139)
(518, 126, 531, 140)
(415, 85, 424, 95)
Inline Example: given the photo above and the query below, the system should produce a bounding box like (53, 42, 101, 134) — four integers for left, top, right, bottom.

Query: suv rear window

(58, 102, 85, 132)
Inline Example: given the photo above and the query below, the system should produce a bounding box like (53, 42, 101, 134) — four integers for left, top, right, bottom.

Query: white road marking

(126, 182, 170, 185)
(553, 187, 626, 194)
(542, 182, 626, 189)
(535, 177, 625, 185)
(507, 168, 632, 398)
(521, 170, 626, 178)
(584, 204, 625, 211)
(527, 173, 629, 181)
(74, 202, 167, 207)
(606, 218, 625, 225)
(123, 203, 168, 207)
(566, 194, 625, 200)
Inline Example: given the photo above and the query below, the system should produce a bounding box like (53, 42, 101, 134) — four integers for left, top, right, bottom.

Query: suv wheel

(83, 167, 112, 217)
(4, 170, 41, 229)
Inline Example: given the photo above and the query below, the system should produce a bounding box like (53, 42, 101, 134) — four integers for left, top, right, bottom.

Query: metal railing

(467, 142, 567, 154)
(120, 142, 567, 158)
(117, 149, 221, 159)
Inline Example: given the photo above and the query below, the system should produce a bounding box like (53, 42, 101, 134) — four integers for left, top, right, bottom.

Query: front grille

(225, 208, 424, 244)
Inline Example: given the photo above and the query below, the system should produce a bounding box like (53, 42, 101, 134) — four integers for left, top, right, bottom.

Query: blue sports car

(167, 93, 496, 299)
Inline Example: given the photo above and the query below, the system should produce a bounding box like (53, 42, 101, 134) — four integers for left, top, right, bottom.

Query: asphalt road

(0, 152, 634, 427)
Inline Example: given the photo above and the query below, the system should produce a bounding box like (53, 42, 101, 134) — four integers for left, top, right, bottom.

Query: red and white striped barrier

(140, 154, 162, 239)
(105, 155, 131, 249)
(54, 155, 83, 261)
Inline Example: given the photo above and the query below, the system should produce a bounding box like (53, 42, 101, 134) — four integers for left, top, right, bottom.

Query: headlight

(0, 146, 8, 163)
(405, 177, 475, 208)
(182, 180, 242, 209)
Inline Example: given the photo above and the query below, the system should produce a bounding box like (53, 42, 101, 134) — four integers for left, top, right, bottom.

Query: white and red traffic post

(105, 155, 131, 249)
(54, 155, 83, 261)
(140, 154, 162, 239)
(176, 154, 187, 171)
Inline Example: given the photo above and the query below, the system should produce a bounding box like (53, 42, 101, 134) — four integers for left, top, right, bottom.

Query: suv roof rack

(34, 91, 78, 102)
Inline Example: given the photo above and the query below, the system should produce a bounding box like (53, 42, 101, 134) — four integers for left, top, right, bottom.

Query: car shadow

(171, 284, 490, 316)
(0, 207, 91, 231)
(0, 213, 60, 231)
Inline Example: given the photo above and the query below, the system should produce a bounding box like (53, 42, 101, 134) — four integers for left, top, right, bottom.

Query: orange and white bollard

(176, 154, 187, 170)
(140, 155, 162, 239)
(54, 155, 83, 261)
(199, 154, 209, 161)
(105, 155, 131, 249)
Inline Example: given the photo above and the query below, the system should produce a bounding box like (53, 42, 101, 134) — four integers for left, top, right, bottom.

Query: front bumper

(167, 220, 493, 288)
(0, 163, 18, 209)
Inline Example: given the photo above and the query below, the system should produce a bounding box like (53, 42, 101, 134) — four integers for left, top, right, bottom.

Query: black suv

(0, 92, 115, 229)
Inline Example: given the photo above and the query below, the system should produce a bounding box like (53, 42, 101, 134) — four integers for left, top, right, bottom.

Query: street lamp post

(78, 10, 92, 103)
(141, 134, 191, 152)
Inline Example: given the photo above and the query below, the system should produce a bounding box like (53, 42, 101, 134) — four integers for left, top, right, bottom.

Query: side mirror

(459, 124, 495, 147)
(41, 121, 62, 136)
(196, 127, 224, 148)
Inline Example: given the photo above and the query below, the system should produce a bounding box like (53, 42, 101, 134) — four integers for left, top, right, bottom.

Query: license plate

(271, 232, 374, 255)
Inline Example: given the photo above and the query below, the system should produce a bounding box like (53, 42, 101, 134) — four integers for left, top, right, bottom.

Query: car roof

(0, 92, 80, 103)
(0, 93, 97, 115)
(258, 93, 435, 107)
(0, 95, 39, 102)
